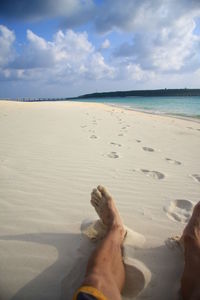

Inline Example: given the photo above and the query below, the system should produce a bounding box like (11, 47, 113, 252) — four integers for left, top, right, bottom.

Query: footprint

(164, 199, 193, 223)
(136, 139, 141, 143)
(191, 174, 200, 183)
(110, 142, 122, 147)
(118, 133, 124, 137)
(143, 147, 155, 152)
(141, 169, 165, 180)
(90, 135, 98, 139)
(165, 158, 181, 165)
(107, 151, 119, 158)
(80, 125, 87, 128)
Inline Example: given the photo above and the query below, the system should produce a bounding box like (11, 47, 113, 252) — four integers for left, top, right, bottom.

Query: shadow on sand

(0, 231, 183, 300)
(0, 232, 94, 300)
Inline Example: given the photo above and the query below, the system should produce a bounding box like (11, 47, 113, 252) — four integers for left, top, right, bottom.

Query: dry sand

(0, 100, 200, 300)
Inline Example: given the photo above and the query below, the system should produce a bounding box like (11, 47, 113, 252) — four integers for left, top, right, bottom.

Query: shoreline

(1, 98, 200, 124)
(106, 102, 200, 124)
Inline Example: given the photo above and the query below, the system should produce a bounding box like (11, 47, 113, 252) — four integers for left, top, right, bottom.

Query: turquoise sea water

(76, 96, 200, 119)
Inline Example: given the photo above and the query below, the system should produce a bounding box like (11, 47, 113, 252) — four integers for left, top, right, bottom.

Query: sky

(0, 0, 200, 98)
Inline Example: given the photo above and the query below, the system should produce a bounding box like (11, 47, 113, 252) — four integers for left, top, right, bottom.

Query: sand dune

(0, 101, 199, 300)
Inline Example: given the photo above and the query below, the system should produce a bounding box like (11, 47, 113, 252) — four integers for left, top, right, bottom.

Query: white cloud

(53, 29, 93, 63)
(112, 1, 200, 73)
(146, 16, 200, 71)
(87, 52, 115, 79)
(27, 30, 48, 49)
(126, 63, 155, 81)
(0, 26, 115, 83)
(94, 0, 200, 33)
(0, 25, 15, 67)
(101, 39, 110, 49)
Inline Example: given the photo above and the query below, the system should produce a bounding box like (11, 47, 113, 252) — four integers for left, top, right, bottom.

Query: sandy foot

(90, 185, 126, 242)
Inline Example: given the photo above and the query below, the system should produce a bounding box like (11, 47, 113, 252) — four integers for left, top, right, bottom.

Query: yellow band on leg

(73, 285, 108, 300)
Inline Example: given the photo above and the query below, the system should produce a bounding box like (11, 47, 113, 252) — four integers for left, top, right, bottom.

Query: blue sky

(0, 0, 200, 98)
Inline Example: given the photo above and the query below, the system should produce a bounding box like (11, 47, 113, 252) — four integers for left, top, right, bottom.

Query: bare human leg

(82, 185, 126, 300)
(181, 201, 200, 300)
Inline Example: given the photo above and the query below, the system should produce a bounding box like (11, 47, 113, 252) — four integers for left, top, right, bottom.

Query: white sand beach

(0, 100, 200, 300)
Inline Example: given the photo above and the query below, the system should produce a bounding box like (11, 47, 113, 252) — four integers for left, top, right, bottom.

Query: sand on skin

(0, 100, 200, 300)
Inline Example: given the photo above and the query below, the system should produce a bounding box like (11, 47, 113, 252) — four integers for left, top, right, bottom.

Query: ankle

(183, 234, 200, 253)
(109, 223, 124, 232)
(107, 224, 126, 242)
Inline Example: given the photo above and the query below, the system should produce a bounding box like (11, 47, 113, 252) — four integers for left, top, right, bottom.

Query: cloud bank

(0, 0, 200, 97)
(0, 25, 114, 85)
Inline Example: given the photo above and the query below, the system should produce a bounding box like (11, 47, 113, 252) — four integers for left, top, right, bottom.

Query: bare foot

(181, 201, 200, 248)
(91, 185, 126, 242)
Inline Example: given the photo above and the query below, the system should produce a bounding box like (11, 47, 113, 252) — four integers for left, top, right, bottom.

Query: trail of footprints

(82, 112, 199, 227)
(81, 112, 200, 188)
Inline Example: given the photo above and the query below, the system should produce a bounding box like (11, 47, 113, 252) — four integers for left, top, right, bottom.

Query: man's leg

(79, 185, 126, 300)
(181, 202, 200, 300)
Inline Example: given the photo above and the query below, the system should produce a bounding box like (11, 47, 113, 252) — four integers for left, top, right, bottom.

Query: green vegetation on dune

(77, 89, 200, 99)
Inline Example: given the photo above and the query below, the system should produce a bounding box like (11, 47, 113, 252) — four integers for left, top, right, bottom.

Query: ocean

(76, 96, 200, 119)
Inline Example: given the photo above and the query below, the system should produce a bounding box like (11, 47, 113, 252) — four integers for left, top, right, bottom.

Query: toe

(97, 185, 111, 199)
(91, 190, 101, 201)
(91, 197, 99, 207)
(93, 189, 102, 199)
(90, 200, 96, 210)
(91, 194, 100, 204)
